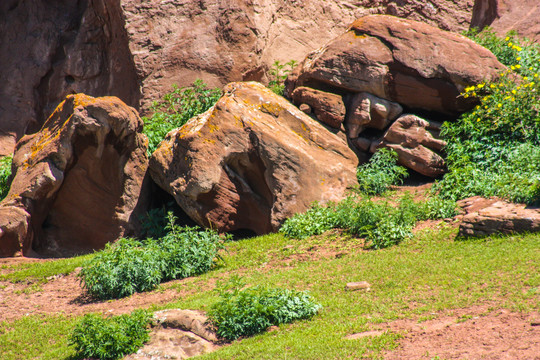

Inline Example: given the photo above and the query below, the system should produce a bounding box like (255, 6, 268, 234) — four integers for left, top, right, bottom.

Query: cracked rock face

(0, 94, 148, 257)
(286, 14, 505, 115)
(149, 82, 358, 235)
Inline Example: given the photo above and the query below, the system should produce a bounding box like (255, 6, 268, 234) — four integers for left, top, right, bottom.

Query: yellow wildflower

(505, 36, 510, 41)
(477, 83, 485, 89)
(498, 103, 502, 108)
(511, 65, 516, 70)
(490, 84, 496, 89)
(517, 57, 522, 61)
(516, 64, 521, 69)
(512, 89, 517, 94)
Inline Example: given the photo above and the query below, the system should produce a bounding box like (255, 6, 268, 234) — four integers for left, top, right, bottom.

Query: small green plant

(356, 148, 408, 195)
(208, 277, 321, 341)
(280, 194, 457, 249)
(69, 309, 151, 360)
(268, 60, 297, 96)
(0, 155, 12, 200)
(435, 30, 540, 204)
(78, 213, 225, 300)
(143, 79, 222, 155)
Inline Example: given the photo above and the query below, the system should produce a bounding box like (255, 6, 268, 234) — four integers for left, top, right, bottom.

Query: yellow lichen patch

(71, 93, 97, 108)
(260, 102, 283, 117)
(208, 123, 219, 133)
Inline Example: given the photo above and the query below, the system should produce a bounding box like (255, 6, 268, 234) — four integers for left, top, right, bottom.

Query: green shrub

(208, 277, 321, 341)
(78, 214, 224, 300)
(268, 60, 297, 96)
(356, 148, 408, 195)
(435, 30, 540, 204)
(0, 155, 12, 200)
(69, 309, 151, 360)
(143, 79, 222, 155)
(280, 194, 457, 249)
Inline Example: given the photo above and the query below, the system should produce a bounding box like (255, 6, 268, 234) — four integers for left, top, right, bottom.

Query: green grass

(1, 228, 538, 359)
(0, 254, 94, 284)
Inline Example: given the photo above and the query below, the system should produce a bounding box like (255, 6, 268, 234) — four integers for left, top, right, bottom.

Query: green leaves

(0, 155, 12, 200)
(356, 148, 408, 196)
(69, 309, 151, 360)
(280, 194, 457, 249)
(143, 79, 222, 155)
(208, 278, 321, 341)
(268, 60, 297, 96)
(78, 215, 225, 300)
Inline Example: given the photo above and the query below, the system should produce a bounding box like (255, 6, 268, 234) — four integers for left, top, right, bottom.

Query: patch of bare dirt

(0, 268, 192, 323)
(379, 306, 540, 360)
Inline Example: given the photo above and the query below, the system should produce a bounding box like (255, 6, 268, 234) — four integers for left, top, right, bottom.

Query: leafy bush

(143, 79, 222, 155)
(69, 309, 151, 360)
(208, 277, 321, 341)
(79, 214, 224, 300)
(268, 60, 297, 96)
(435, 30, 540, 204)
(281, 194, 457, 249)
(0, 155, 12, 200)
(356, 148, 408, 195)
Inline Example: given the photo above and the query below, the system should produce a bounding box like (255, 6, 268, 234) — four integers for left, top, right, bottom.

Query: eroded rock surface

(126, 309, 220, 360)
(286, 15, 505, 115)
(458, 197, 540, 237)
(346, 92, 403, 138)
(149, 82, 358, 235)
(291, 87, 346, 129)
(376, 115, 446, 178)
(0, 94, 148, 257)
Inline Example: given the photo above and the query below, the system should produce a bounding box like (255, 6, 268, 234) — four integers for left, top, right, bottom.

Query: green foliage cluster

(0, 155, 12, 200)
(143, 79, 222, 155)
(69, 309, 151, 360)
(208, 277, 321, 341)
(280, 194, 457, 249)
(268, 60, 297, 96)
(78, 214, 224, 300)
(356, 148, 408, 195)
(435, 30, 540, 204)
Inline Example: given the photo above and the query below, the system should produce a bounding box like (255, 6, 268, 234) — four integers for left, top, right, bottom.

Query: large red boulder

(149, 82, 358, 235)
(286, 15, 505, 115)
(0, 94, 148, 257)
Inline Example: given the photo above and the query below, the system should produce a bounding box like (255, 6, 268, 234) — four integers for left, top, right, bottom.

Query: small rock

(299, 103, 312, 114)
(346, 281, 371, 291)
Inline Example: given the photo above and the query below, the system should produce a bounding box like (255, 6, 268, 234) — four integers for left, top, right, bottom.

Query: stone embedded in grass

(346, 281, 371, 291)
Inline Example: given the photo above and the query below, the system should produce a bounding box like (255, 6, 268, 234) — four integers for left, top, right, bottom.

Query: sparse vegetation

(143, 79, 222, 155)
(0, 155, 12, 200)
(280, 193, 457, 249)
(268, 60, 297, 96)
(435, 29, 540, 204)
(208, 277, 321, 341)
(69, 309, 151, 360)
(356, 148, 408, 196)
(78, 214, 225, 300)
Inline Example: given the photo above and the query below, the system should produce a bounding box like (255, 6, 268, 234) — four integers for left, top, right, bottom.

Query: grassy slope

(0, 226, 538, 360)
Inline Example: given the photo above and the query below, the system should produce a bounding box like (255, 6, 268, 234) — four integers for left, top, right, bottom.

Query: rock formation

(0, 0, 139, 156)
(471, 0, 540, 43)
(0, 94, 148, 257)
(0, 0, 476, 156)
(346, 92, 403, 138)
(458, 196, 540, 237)
(376, 115, 447, 178)
(291, 87, 346, 129)
(149, 82, 358, 235)
(286, 15, 505, 115)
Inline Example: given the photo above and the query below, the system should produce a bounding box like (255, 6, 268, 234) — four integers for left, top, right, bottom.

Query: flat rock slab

(458, 197, 540, 237)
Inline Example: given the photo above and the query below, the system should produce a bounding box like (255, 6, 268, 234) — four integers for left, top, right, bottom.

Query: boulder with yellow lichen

(0, 94, 149, 257)
(149, 82, 358, 235)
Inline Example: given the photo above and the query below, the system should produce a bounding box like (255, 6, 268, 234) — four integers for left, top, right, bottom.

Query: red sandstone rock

(346, 92, 403, 138)
(149, 82, 358, 235)
(286, 15, 505, 115)
(458, 197, 540, 237)
(291, 87, 346, 129)
(0, 94, 148, 257)
(377, 114, 446, 178)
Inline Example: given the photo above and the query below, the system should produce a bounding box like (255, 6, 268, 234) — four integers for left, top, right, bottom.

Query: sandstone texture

(126, 309, 220, 360)
(286, 15, 505, 115)
(291, 87, 346, 129)
(0, 94, 148, 257)
(377, 115, 447, 178)
(471, 0, 540, 43)
(458, 197, 540, 237)
(0, 0, 475, 155)
(0, 0, 139, 156)
(149, 82, 358, 235)
(346, 92, 403, 138)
